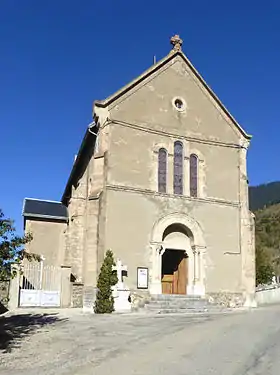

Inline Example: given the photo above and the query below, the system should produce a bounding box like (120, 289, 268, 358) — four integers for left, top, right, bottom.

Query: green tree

(0, 209, 37, 281)
(256, 245, 274, 285)
(254, 205, 280, 285)
(94, 250, 118, 313)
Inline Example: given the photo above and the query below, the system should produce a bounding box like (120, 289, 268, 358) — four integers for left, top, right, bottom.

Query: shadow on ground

(0, 312, 67, 353)
(0, 302, 8, 315)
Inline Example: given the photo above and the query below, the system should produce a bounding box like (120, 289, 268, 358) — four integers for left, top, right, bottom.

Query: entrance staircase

(144, 294, 229, 314)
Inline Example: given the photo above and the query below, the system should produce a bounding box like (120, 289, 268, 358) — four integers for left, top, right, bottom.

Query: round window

(174, 99, 183, 109)
(172, 97, 186, 112)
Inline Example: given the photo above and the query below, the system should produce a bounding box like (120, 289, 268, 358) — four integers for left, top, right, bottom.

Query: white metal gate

(19, 261, 61, 307)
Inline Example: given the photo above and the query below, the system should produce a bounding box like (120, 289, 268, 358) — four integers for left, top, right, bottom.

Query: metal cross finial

(170, 34, 183, 52)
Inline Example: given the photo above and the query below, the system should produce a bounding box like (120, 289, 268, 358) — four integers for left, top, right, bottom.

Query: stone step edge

(145, 306, 230, 311)
(146, 302, 210, 307)
(148, 309, 231, 315)
(148, 309, 209, 314)
(150, 294, 204, 299)
(150, 301, 208, 304)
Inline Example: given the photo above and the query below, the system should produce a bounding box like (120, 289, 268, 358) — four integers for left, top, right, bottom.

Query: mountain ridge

(249, 181, 280, 283)
(249, 181, 280, 211)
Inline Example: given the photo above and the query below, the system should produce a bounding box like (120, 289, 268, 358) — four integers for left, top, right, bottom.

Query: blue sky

(1, 1, 280, 233)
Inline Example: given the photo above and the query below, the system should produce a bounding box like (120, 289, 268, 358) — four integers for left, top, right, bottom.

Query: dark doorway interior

(161, 249, 188, 295)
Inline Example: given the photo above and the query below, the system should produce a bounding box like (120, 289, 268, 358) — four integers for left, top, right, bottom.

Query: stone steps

(144, 294, 227, 314)
(148, 308, 209, 314)
(146, 302, 207, 309)
(150, 294, 202, 301)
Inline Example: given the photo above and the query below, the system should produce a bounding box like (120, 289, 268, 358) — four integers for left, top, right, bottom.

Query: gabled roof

(61, 36, 252, 203)
(94, 45, 251, 140)
(23, 198, 68, 221)
(61, 128, 97, 204)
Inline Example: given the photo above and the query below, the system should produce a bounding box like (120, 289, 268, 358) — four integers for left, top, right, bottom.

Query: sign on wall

(137, 267, 149, 289)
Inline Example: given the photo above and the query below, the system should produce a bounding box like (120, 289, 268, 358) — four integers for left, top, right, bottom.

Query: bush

(94, 250, 118, 313)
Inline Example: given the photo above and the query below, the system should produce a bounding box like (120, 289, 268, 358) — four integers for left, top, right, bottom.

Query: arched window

(173, 141, 183, 195)
(158, 148, 167, 193)
(190, 154, 198, 197)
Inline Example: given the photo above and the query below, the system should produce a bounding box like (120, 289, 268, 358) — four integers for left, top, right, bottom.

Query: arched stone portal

(149, 213, 206, 296)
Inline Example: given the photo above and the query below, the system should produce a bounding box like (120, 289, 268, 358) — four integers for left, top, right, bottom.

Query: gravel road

(1, 305, 280, 375)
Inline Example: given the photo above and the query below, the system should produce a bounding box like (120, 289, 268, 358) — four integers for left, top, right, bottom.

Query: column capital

(150, 242, 165, 254)
(191, 245, 197, 254)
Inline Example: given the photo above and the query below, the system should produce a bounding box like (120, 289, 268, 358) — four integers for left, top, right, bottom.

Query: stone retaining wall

(71, 282, 84, 307)
(256, 284, 280, 305)
(206, 292, 245, 308)
(130, 290, 150, 311)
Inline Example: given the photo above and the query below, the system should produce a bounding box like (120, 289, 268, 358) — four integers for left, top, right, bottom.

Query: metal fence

(20, 261, 61, 307)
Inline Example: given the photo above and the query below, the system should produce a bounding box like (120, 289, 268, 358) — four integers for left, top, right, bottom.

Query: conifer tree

(94, 250, 118, 313)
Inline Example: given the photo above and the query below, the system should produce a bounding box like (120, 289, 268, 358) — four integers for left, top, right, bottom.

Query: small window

(190, 154, 198, 197)
(158, 148, 167, 193)
(174, 141, 183, 195)
(172, 97, 186, 112)
(174, 99, 183, 109)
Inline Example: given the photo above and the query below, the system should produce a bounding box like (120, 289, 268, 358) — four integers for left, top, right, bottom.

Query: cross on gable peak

(170, 34, 183, 52)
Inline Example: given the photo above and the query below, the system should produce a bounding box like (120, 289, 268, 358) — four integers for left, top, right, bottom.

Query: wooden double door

(161, 249, 188, 295)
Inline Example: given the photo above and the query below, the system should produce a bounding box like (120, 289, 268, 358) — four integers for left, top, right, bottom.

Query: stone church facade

(23, 35, 256, 309)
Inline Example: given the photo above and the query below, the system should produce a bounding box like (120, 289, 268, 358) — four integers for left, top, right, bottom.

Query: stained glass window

(158, 148, 167, 193)
(190, 154, 198, 197)
(173, 141, 183, 195)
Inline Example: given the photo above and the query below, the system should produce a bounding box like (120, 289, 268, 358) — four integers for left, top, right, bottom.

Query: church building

(23, 35, 256, 309)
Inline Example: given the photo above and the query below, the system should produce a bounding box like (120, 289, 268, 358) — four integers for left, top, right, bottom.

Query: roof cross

(170, 34, 183, 51)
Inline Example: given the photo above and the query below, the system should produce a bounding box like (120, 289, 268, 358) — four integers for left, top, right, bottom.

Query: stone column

(243, 213, 257, 307)
(197, 250, 201, 281)
(199, 158, 206, 199)
(82, 197, 100, 312)
(187, 246, 196, 295)
(60, 265, 71, 308)
(239, 140, 257, 307)
(194, 247, 199, 283)
(167, 155, 173, 194)
(149, 243, 163, 295)
(192, 246, 205, 296)
(184, 155, 190, 196)
(8, 268, 20, 311)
